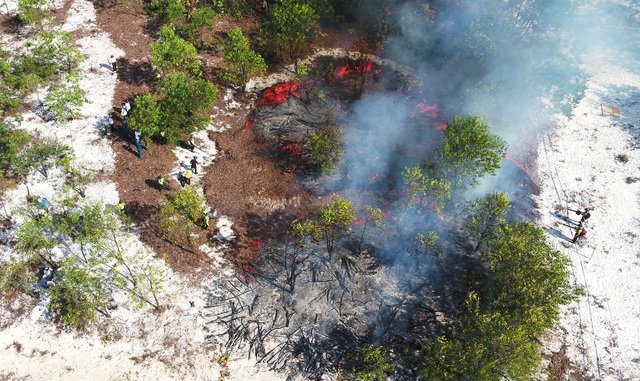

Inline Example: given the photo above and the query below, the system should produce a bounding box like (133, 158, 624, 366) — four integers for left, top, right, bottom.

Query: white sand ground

(537, 46, 640, 379)
(1, 0, 640, 380)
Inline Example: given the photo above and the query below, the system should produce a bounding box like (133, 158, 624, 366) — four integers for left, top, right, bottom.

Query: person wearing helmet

(579, 208, 591, 223)
(572, 222, 587, 243)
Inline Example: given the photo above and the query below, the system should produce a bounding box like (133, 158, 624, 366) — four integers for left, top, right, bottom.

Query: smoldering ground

(203, 1, 640, 379)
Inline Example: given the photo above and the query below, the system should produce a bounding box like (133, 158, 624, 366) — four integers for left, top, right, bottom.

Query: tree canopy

(222, 27, 267, 90)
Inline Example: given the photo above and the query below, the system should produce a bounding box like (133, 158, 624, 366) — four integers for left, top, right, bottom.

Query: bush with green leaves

(222, 27, 267, 90)
(129, 72, 217, 146)
(16, 0, 49, 27)
(44, 72, 84, 123)
(306, 127, 344, 175)
(20, 30, 84, 79)
(316, 195, 355, 256)
(0, 259, 37, 295)
(0, 122, 30, 177)
(128, 93, 161, 142)
(157, 72, 218, 143)
(160, 187, 207, 246)
(402, 162, 451, 213)
(12, 138, 72, 179)
(342, 344, 393, 381)
(147, 0, 187, 25)
(151, 25, 202, 78)
(438, 115, 507, 189)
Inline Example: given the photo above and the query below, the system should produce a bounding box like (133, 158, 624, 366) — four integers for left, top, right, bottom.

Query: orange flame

(333, 61, 381, 79)
(505, 154, 539, 194)
(258, 82, 300, 106)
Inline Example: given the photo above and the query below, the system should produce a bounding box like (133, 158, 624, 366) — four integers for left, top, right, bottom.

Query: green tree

(15, 212, 57, 265)
(481, 221, 575, 333)
(402, 163, 451, 213)
(306, 127, 344, 175)
(157, 72, 217, 144)
(316, 195, 355, 256)
(12, 138, 72, 179)
(0, 49, 26, 113)
(0, 123, 30, 177)
(421, 221, 575, 380)
(151, 25, 202, 78)
(438, 116, 507, 189)
(0, 259, 36, 295)
(47, 256, 108, 332)
(147, 0, 186, 25)
(128, 93, 161, 141)
(104, 241, 166, 311)
(222, 27, 267, 90)
(16, 0, 49, 27)
(465, 191, 511, 252)
(160, 187, 207, 246)
(179, 7, 218, 49)
(262, 0, 319, 67)
(342, 344, 393, 381)
(421, 292, 540, 381)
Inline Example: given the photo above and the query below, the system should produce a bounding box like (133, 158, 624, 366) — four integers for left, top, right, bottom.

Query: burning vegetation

(204, 56, 564, 380)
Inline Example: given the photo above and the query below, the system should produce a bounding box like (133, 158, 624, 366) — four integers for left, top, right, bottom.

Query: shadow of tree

(116, 59, 157, 87)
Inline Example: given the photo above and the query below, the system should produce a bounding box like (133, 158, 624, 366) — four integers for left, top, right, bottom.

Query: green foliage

(0, 124, 30, 176)
(421, 221, 575, 380)
(261, 0, 320, 63)
(402, 163, 451, 213)
(306, 127, 343, 175)
(147, 0, 186, 25)
(21, 30, 84, 79)
(47, 256, 107, 332)
(54, 201, 115, 250)
(289, 218, 321, 247)
(44, 72, 84, 122)
(128, 93, 161, 140)
(151, 26, 202, 78)
(147, 0, 219, 49)
(417, 231, 438, 250)
(157, 72, 217, 143)
(106, 243, 166, 311)
(222, 27, 267, 89)
(316, 195, 355, 255)
(0, 49, 25, 112)
(481, 221, 575, 333)
(0, 259, 36, 294)
(421, 292, 540, 381)
(465, 191, 511, 252)
(160, 187, 207, 246)
(342, 344, 393, 381)
(12, 138, 72, 179)
(15, 212, 57, 264)
(179, 7, 218, 49)
(17, 0, 49, 27)
(438, 116, 507, 189)
(62, 163, 93, 198)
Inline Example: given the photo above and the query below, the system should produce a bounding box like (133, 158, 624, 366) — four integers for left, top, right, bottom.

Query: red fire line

(504, 154, 539, 194)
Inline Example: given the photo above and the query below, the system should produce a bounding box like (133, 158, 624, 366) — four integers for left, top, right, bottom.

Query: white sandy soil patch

(537, 42, 640, 380)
